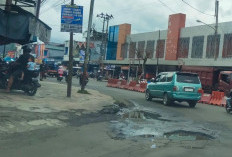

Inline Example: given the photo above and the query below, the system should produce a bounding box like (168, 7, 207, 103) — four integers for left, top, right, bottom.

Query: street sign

(61, 5, 83, 33)
(79, 50, 85, 63)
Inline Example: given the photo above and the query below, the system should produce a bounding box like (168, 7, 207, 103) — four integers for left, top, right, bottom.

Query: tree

(128, 37, 152, 80)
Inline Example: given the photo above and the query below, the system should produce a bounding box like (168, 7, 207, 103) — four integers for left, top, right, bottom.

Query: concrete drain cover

(164, 130, 215, 141)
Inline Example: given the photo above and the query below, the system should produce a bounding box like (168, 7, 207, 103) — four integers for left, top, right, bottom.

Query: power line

(40, 0, 69, 15)
(181, 0, 214, 16)
(110, 1, 158, 14)
(157, 0, 176, 13)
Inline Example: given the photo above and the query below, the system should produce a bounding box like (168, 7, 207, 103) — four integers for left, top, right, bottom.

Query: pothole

(122, 110, 171, 121)
(138, 134, 155, 138)
(164, 130, 215, 141)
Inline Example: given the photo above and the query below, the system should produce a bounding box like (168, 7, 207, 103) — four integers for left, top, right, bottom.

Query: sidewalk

(0, 81, 114, 134)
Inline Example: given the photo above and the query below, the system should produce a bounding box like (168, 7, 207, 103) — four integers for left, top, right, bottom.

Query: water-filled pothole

(122, 110, 171, 121)
(164, 130, 215, 141)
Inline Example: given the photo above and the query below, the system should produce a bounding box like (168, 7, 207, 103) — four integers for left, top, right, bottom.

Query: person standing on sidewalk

(39, 60, 47, 81)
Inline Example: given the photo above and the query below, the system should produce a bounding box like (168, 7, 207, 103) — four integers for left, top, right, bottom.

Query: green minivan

(145, 72, 202, 108)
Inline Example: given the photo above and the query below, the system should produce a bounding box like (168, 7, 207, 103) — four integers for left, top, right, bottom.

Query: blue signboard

(61, 5, 83, 33)
(79, 50, 85, 63)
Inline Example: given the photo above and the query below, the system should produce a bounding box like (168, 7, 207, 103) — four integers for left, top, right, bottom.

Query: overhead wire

(181, 0, 214, 17)
(40, 0, 69, 15)
(157, 0, 176, 13)
(181, 0, 225, 34)
(41, 0, 224, 41)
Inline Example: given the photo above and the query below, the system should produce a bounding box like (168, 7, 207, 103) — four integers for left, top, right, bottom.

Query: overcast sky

(39, 0, 232, 43)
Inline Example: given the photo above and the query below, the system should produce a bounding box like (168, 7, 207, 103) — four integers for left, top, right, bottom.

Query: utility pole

(67, 0, 74, 97)
(5, 0, 12, 11)
(128, 60, 131, 82)
(36, 0, 41, 18)
(97, 13, 113, 70)
(3, 0, 12, 58)
(103, 14, 113, 59)
(156, 30, 160, 76)
(214, 0, 219, 60)
(81, 0, 95, 91)
(97, 13, 106, 60)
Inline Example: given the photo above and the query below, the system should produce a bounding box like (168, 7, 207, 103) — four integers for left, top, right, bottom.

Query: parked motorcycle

(57, 74, 63, 82)
(57, 70, 68, 83)
(226, 90, 232, 113)
(76, 72, 81, 79)
(89, 72, 96, 78)
(97, 75, 103, 81)
(0, 62, 40, 96)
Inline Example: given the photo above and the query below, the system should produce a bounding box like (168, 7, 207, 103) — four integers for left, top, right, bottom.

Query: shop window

(177, 37, 190, 58)
(156, 40, 165, 58)
(206, 35, 220, 58)
(191, 36, 204, 58)
(129, 42, 136, 58)
(222, 34, 232, 58)
(145, 40, 155, 58)
(121, 43, 128, 58)
(137, 41, 145, 58)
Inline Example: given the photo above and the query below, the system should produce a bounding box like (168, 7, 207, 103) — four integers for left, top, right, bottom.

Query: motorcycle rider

(6, 45, 33, 92)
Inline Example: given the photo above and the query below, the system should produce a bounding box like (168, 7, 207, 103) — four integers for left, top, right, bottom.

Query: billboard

(61, 5, 83, 33)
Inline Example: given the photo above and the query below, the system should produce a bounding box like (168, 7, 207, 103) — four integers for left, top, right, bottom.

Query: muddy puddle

(164, 130, 215, 141)
(109, 104, 218, 143)
(121, 110, 173, 122)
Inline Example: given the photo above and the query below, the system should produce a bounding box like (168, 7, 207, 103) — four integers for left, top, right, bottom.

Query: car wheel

(189, 101, 197, 108)
(163, 93, 172, 106)
(145, 90, 152, 101)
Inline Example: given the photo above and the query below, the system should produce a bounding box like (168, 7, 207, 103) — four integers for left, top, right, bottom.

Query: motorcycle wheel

(25, 84, 37, 96)
(226, 104, 231, 113)
(57, 77, 62, 82)
(0, 79, 8, 89)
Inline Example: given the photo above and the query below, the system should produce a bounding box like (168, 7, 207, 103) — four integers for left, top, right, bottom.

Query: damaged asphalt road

(0, 105, 118, 150)
(0, 79, 232, 157)
(0, 101, 219, 151)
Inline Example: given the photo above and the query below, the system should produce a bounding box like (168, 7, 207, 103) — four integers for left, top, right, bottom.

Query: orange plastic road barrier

(209, 91, 225, 106)
(136, 83, 147, 93)
(111, 79, 120, 88)
(124, 81, 137, 90)
(199, 93, 212, 104)
(107, 78, 114, 87)
(118, 80, 127, 89)
(133, 84, 140, 92)
(198, 90, 212, 104)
